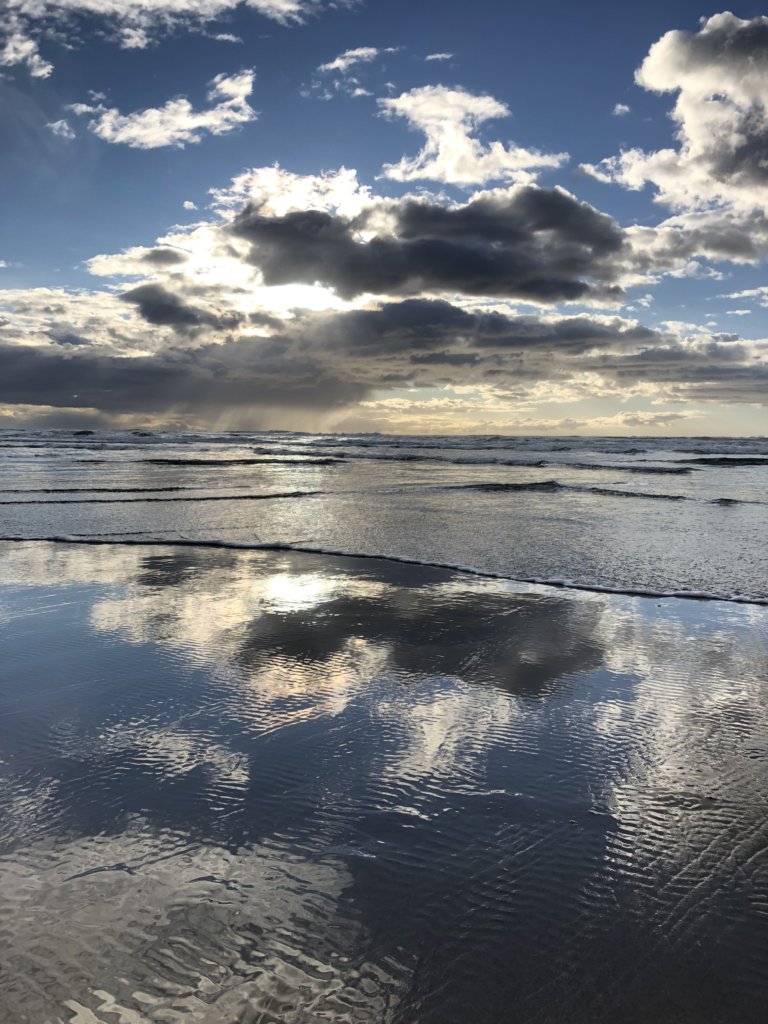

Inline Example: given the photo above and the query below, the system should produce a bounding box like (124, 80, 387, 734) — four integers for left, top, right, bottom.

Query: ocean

(1, 431, 767, 1023)
(1, 430, 767, 602)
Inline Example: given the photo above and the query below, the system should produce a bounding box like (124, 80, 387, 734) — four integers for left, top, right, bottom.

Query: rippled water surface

(1, 541, 766, 1023)
(1, 429, 767, 601)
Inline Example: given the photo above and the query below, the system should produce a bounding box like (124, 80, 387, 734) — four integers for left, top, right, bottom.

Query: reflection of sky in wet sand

(0, 541, 766, 1023)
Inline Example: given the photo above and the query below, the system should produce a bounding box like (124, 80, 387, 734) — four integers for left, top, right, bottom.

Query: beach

(1, 430, 766, 602)
(5, 1, 768, 1019)
(1, 536, 767, 1023)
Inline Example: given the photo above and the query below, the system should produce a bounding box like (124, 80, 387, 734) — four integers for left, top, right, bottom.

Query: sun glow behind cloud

(1, 5, 767, 433)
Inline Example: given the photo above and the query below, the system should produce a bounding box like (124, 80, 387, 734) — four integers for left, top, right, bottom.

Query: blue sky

(1, 1, 767, 434)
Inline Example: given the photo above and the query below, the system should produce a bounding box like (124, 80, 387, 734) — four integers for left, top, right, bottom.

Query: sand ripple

(0, 542, 766, 1023)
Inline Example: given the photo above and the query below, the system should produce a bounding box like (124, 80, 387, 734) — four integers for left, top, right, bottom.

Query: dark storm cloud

(581, 344, 768, 404)
(298, 301, 768, 403)
(121, 284, 244, 333)
(410, 352, 481, 366)
(139, 247, 190, 267)
(394, 188, 622, 249)
(301, 299, 662, 358)
(48, 330, 91, 347)
(303, 299, 478, 354)
(2, 299, 765, 425)
(466, 315, 658, 353)
(229, 187, 628, 303)
(0, 338, 368, 418)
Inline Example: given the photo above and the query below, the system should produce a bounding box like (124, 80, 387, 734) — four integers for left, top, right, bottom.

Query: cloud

(0, 23, 53, 78)
(68, 70, 257, 149)
(0, 335, 369, 428)
(425, 53, 453, 62)
(1, 2, 336, 76)
(612, 103, 630, 116)
(379, 86, 568, 185)
(2, 159, 766, 428)
(722, 285, 768, 305)
(46, 119, 75, 140)
(318, 46, 387, 73)
(625, 208, 768, 272)
(299, 300, 662, 365)
(210, 164, 375, 219)
(579, 338, 768, 405)
(3, 271, 765, 429)
(183, 200, 198, 211)
(6, 163, 765, 317)
(120, 283, 246, 334)
(229, 184, 626, 303)
(582, 13, 768, 213)
(350, 401, 703, 435)
(87, 245, 191, 277)
(309, 45, 399, 100)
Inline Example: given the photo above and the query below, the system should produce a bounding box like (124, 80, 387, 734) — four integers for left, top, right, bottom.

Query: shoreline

(1, 535, 766, 606)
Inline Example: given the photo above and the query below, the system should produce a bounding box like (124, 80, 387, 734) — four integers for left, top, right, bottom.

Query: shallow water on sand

(1, 541, 766, 1023)
(1, 430, 767, 602)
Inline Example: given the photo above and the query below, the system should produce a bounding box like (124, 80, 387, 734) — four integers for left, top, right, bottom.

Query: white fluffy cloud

(0, 24, 53, 78)
(1, 1, 332, 76)
(209, 164, 375, 218)
(723, 285, 768, 307)
(318, 46, 385, 73)
(69, 70, 257, 149)
(379, 86, 567, 186)
(583, 13, 768, 213)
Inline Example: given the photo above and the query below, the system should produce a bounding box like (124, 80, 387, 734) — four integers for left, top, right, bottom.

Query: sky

(1, 1, 768, 435)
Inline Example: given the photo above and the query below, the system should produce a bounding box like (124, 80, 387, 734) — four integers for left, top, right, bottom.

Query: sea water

(1, 429, 766, 602)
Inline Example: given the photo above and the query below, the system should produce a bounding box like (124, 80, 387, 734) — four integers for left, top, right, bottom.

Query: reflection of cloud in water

(586, 598, 768, 963)
(91, 560, 388, 657)
(0, 541, 151, 589)
(81, 546, 607, 799)
(26, 544, 601, 790)
(1, 541, 767, 1023)
(374, 677, 520, 792)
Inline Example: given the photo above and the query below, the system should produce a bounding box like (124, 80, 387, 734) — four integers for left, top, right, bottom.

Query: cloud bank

(2, 11, 768, 431)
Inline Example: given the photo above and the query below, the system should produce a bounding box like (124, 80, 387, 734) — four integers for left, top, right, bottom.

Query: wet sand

(0, 541, 767, 1023)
